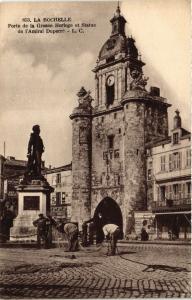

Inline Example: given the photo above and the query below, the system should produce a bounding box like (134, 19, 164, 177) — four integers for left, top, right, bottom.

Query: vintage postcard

(0, 0, 191, 298)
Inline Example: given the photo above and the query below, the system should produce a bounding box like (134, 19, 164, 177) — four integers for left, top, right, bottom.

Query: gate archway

(93, 197, 123, 241)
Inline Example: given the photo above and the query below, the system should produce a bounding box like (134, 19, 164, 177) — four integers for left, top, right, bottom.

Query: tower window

(106, 75, 115, 107)
(148, 169, 152, 180)
(114, 149, 119, 158)
(114, 113, 117, 119)
(108, 135, 114, 149)
(106, 85, 114, 106)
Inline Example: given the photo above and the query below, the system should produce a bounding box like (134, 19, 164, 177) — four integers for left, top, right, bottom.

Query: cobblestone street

(0, 243, 190, 298)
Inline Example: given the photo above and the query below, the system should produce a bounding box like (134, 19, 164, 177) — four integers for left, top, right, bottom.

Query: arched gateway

(94, 197, 123, 239)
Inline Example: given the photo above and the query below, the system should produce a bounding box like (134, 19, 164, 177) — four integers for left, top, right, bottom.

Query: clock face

(106, 75, 115, 86)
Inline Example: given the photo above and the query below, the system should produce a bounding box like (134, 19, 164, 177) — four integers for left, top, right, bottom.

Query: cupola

(110, 4, 127, 37)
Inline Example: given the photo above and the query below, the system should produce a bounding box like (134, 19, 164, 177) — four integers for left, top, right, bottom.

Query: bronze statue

(26, 125, 44, 178)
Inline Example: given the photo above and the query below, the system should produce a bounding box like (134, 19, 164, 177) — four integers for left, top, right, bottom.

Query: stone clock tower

(70, 5, 171, 235)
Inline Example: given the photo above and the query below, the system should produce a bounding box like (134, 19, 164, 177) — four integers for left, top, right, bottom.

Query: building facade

(0, 156, 27, 214)
(147, 111, 191, 240)
(0, 155, 72, 222)
(44, 163, 72, 221)
(70, 6, 175, 236)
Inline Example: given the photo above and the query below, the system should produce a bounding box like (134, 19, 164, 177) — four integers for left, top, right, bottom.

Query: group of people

(33, 214, 80, 251)
(82, 213, 122, 255)
(33, 213, 121, 256)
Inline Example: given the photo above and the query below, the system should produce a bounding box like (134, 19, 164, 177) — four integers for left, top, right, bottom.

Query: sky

(0, 0, 190, 167)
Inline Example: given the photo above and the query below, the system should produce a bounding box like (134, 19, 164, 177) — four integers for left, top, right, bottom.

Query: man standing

(141, 220, 149, 241)
(45, 213, 57, 248)
(63, 222, 79, 252)
(27, 125, 44, 176)
(33, 214, 48, 248)
(103, 223, 120, 256)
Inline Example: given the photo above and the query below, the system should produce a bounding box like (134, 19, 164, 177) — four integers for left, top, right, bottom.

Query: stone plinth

(10, 180, 54, 242)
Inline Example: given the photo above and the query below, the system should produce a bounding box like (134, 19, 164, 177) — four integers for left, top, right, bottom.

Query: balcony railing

(152, 197, 191, 210)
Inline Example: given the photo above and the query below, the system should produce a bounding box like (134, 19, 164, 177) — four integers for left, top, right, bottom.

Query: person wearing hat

(27, 125, 44, 176)
(33, 213, 48, 248)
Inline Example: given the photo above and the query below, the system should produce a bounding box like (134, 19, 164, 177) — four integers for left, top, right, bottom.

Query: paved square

(0, 243, 191, 298)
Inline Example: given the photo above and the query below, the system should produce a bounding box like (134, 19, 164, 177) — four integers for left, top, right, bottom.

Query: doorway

(93, 197, 123, 241)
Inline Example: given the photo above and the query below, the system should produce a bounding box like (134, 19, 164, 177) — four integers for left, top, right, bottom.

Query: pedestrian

(103, 223, 121, 256)
(94, 213, 104, 244)
(45, 213, 57, 248)
(0, 206, 15, 242)
(82, 221, 88, 246)
(141, 220, 149, 241)
(88, 221, 95, 245)
(63, 222, 79, 252)
(33, 213, 48, 248)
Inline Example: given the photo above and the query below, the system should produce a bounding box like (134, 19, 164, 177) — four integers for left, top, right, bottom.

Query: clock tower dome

(93, 5, 147, 111)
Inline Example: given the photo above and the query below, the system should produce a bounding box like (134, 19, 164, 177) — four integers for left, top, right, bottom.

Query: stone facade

(44, 164, 72, 220)
(146, 111, 191, 240)
(70, 6, 171, 234)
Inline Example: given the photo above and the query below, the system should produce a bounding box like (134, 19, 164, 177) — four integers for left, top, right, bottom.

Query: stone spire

(116, 1, 121, 16)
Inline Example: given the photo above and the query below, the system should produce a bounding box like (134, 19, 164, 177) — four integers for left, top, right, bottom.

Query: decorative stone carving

(77, 87, 93, 108)
(130, 70, 149, 91)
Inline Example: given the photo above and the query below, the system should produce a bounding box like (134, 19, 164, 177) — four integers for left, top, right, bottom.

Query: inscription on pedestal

(23, 196, 40, 210)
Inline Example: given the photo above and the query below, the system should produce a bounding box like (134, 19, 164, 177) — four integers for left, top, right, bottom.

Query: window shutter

(178, 184, 182, 199)
(165, 185, 168, 200)
(164, 155, 166, 171)
(169, 154, 172, 171)
(167, 185, 170, 200)
(157, 187, 160, 201)
(169, 185, 173, 200)
(178, 152, 182, 169)
(160, 156, 162, 171)
(182, 183, 186, 198)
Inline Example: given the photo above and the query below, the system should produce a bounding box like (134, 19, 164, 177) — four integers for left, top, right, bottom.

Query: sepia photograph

(0, 0, 191, 298)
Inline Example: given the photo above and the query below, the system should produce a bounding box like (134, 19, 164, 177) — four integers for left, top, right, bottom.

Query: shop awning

(155, 211, 191, 215)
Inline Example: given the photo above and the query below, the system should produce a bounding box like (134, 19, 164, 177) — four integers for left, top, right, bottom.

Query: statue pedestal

(10, 180, 54, 242)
